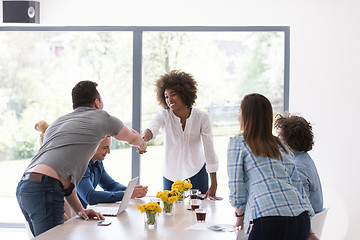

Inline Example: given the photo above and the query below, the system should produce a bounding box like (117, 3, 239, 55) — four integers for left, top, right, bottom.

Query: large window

(0, 26, 289, 233)
(141, 30, 287, 194)
(0, 30, 134, 232)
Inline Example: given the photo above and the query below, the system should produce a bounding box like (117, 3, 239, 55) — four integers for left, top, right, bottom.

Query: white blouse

(146, 108, 219, 181)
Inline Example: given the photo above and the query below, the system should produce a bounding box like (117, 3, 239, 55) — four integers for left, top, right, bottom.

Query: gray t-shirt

(26, 107, 124, 186)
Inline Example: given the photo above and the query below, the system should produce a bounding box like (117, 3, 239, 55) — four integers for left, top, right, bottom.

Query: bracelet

(235, 211, 244, 217)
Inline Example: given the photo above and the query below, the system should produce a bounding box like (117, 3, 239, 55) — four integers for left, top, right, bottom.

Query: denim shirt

(76, 160, 126, 208)
(294, 151, 323, 213)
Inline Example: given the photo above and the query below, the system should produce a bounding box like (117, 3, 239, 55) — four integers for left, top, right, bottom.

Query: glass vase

(163, 202, 174, 215)
(144, 211, 157, 229)
(176, 191, 185, 203)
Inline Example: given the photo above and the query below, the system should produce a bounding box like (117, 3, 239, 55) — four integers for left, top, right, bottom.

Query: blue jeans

(16, 179, 65, 236)
(163, 164, 209, 194)
(248, 211, 310, 240)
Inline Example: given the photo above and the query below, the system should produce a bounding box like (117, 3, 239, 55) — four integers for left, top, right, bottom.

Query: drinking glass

(149, 198, 161, 206)
(189, 189, 200, 199)
(190, 199, 201, 211)
(195, 208, 207, 223)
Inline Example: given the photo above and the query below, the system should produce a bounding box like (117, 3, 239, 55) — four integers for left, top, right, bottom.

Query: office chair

(311, 208, 329, 239)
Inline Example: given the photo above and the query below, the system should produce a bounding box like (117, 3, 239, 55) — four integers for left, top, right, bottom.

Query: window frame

(0, 25, 290, 185)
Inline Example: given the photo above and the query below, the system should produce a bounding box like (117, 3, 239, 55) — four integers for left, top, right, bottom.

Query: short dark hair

(72, 80, 100, 109)
(275, 113, 314, 152)
(155, 70, 198, 109)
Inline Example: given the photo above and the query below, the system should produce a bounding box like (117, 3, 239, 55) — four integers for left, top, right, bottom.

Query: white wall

(2, 0, 360, 239)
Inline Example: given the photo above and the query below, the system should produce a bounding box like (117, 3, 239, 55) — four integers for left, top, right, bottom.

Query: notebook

(90, 177, 138, 216)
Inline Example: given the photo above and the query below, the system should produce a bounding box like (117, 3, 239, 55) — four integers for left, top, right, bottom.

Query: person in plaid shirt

(227, 93, 314, 240)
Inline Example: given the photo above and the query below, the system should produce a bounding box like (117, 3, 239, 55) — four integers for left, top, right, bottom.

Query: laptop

(90, 177, 138, 216)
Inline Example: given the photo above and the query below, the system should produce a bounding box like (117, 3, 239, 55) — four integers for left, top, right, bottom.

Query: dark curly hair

(274, 113, 314, 152)
(155, 70, 198, 109)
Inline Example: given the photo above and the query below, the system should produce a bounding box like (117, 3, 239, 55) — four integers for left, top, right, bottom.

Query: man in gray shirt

(16, 81, 147, 237)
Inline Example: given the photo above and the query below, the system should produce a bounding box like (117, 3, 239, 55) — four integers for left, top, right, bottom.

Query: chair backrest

(311, 208, 329, 239)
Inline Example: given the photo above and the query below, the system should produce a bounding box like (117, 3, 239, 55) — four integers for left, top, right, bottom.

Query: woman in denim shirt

(275, 114, 323, 240)
(275, 114, 323, 214)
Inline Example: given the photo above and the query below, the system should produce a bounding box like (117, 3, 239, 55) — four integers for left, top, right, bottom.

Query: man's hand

(130, 129, 147, 153)
(131, 185, 148, 198)
(136, 147, 147, 154)
(78, 209, 104, 221)
(136, 137, 148, 154)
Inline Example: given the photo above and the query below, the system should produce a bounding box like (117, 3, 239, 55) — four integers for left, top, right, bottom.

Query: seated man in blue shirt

(77, 136, 148, 208)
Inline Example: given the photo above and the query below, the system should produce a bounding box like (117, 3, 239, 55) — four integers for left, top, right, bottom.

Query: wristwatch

(235, 211, 244, 217)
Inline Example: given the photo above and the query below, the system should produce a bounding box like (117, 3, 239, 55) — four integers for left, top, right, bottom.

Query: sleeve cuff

(205, 163, 219, 173)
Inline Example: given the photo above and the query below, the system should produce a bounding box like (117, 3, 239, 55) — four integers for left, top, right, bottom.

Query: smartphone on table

(97, 220, 112, 226)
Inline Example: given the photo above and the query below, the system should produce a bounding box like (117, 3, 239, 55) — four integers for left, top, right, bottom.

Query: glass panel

(0, 31, 133, 223)
(141, 31, 285, 195)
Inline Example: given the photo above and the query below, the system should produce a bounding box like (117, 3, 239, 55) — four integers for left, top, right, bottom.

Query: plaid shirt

(227, 134, 314, 232)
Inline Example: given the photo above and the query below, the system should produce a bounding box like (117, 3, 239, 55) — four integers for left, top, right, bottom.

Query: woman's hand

(234, 209, 245, 232)
(205, 173, 223, 200)
(308, 230, 319, 240)
(204, 185, 223, 200)
(235, 215, 244, 230)
(77, 209, 104, 221)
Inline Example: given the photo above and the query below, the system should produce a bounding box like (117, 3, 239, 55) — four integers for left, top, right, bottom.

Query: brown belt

(21, 172, 64, 190)
(21, 172, 75, 196)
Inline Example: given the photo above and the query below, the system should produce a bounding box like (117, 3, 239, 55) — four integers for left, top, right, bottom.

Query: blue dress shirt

(77, 160, 127, 208)
(294, 151, 323, 213)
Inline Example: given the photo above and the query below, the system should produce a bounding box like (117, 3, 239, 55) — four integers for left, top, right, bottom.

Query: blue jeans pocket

(17, 180, 65, 236)
(21, 191, 47, 222)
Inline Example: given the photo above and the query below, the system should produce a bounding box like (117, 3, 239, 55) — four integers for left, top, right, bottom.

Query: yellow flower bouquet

(171, 179, 192, 201)
(137, 202, 162, 228)
(156, 189, 179, 214)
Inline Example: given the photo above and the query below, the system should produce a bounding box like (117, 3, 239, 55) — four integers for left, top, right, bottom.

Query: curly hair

(274, 113, 314, 152)
(155, 70, 198, 109)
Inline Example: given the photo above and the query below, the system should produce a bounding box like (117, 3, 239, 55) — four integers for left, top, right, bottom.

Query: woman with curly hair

(141, 70, 221, 200)
(275, 114, 323, 214)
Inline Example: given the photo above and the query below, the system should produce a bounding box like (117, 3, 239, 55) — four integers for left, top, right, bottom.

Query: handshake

(135, 129, 153, 154)
(137, 136, 148, 154)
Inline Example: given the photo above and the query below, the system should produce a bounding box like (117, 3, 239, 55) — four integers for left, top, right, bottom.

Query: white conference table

(34, 196, 247, 240)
